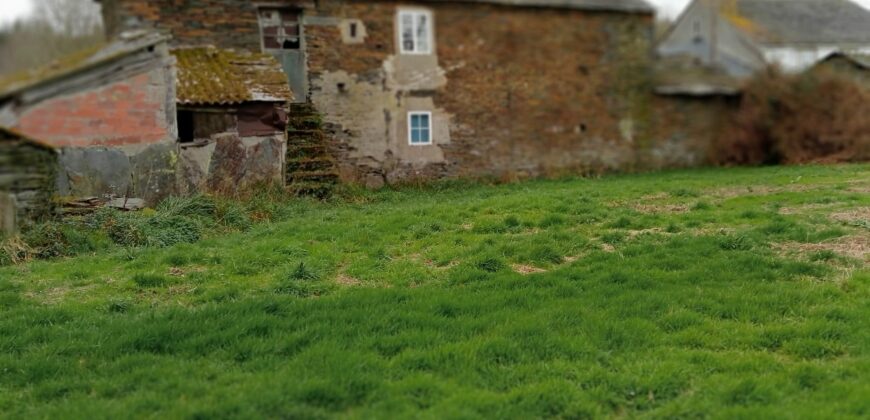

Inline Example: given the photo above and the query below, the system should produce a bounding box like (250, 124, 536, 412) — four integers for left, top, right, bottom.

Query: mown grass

(1, 165, 868, 418)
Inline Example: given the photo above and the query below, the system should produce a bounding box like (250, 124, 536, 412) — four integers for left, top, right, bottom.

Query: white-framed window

(398, 10, 432, 54)
(408, 111, 432, 145)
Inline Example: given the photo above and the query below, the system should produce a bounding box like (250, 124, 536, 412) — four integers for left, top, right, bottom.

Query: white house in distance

(657, 0, 870, 77)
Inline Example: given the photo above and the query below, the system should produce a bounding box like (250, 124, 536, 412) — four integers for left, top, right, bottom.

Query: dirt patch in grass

(628, 228, 668, 238)
(336, 274, 361, 286)
(511, 264, 547, 275)
(778, 204, 838, 215)
(26, 284, 97, 305)
(709, 184, 819, 199)
(829, 208, 869, 224)
(633, 204, 690, 214)
(775, 236, 869, 261)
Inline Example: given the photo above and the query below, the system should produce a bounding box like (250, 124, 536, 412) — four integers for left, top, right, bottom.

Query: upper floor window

(258, 8, 300, 50)
(398, 10, 432, 54)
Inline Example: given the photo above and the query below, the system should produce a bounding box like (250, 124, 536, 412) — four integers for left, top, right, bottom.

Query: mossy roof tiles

(171, 47, 293, 106)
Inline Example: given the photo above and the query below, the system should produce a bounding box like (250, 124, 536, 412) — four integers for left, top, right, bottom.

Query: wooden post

(0, 193, 17, 235)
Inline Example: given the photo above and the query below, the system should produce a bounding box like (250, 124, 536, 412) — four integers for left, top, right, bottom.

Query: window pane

(410, 114, 420, 129)
(416, 14, 430, 53)
(401, 14, 415, 52)
(411, 129, 421, 143)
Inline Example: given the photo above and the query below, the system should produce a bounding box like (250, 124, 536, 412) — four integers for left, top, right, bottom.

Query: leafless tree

(0, 0, 104, 76)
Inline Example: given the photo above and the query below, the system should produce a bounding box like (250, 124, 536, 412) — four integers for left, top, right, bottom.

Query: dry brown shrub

(716, 68, 870, 165)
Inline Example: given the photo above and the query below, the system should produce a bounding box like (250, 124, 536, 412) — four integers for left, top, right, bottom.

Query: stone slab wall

(0, 135, 57, 231)
(178, 105, 286, 195)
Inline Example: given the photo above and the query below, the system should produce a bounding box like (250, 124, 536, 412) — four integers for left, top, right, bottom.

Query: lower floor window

(408, 111, 432, 145)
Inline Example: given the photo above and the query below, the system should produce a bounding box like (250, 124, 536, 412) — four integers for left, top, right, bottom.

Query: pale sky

(1, 0, 870, 26)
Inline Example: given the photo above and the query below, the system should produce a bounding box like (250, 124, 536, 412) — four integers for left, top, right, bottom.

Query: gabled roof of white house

(424, 0, 655, 13)
(724, 0, 870, 46)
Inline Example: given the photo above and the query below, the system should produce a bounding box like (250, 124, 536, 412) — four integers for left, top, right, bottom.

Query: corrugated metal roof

(725, 0, 870, 46)
(423, 0, 654, 13)
(0, 31, 169, 100)
(172, 47, 293, 106)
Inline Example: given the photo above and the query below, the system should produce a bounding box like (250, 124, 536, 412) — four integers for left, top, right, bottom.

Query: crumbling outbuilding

(172, 47, 293, 193)
(0, 31, 178, 204)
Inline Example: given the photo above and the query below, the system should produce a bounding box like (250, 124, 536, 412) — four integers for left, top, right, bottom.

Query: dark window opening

(283, 38, 300, 49)
(258, 7, 301, 51)
(178, 110, 194, 143)
(350, 22, 358, 38)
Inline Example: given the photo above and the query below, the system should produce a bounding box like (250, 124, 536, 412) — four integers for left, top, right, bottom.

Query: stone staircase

(285, 103, 339, 198)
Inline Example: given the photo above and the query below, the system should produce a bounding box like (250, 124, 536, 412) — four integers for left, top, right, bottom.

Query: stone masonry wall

(101, 0, 263, 50)
(305, 1, 660, 183)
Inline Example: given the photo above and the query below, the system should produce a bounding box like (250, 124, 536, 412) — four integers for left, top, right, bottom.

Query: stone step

(287, 182, 335, 199)
(287, 170, 340, 184)
(286, 145, 330, 160)
(286, 156, 336, 173)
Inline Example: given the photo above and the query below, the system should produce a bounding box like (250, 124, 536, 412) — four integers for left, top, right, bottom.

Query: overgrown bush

(0, 191, 295, 267)
(717, 68, 870, 165)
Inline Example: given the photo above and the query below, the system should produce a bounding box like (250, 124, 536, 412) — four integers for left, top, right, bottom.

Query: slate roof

(0, 31, 169, 100)
(822, 51, 870, 69)
(172, 47, 293, 106)
(425, 0, 654, 13)
(0, 126, 56, 151)
(724, 0, 870, 46)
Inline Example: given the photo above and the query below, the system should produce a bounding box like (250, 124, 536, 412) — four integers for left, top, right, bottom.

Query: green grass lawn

(1, 165, 868, 418)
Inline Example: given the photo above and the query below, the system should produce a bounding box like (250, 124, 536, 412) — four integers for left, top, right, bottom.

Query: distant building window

(258, 8, 300, 50)
(398, 10, 432, 54)
(408, 111, 432, 145)
(693, 20, 703, 44)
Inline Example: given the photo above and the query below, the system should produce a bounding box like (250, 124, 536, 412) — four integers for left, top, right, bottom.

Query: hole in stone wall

(350, 22, 358, 38)
(337, 82, 347, 93)
(580, 123, 587, 133)
(177, 111, 194, 143)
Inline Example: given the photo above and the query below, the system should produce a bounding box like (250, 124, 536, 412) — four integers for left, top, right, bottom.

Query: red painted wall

(16, 72, 172, 148)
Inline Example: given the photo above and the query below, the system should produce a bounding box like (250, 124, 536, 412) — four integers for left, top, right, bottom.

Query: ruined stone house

(0, 127, 57, 233)
(0, 31, 294, 203)
(0, 31, 179, 204)
(98, 0, 719, 185)
(657, 0, 870, 78)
